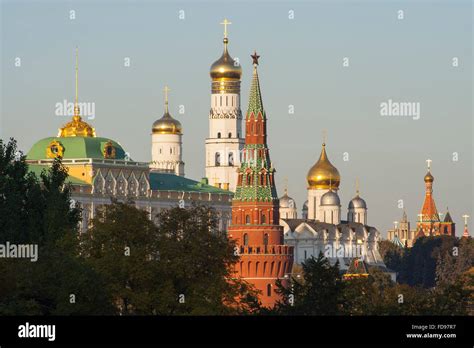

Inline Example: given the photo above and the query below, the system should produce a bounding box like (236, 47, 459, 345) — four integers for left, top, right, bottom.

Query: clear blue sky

(1, 0, 472, 236)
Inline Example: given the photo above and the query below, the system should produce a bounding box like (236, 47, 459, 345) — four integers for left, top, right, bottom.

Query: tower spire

(74, 46, 80, 118)
(163, 85, 170, 114)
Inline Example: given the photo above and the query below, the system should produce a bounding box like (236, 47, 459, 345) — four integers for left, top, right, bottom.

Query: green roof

(26, 137, 127, 160)
(149, 172, 232, 194)
(27, 163, 89, 185)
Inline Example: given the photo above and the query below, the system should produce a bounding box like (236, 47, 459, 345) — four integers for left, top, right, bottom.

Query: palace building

(228, 52, 293, 308)
(25, 50, 233, 232)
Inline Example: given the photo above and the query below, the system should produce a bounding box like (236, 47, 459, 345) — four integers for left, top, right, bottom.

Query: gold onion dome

(210, 37, 242, 80)
(307, 143, 340, 190)
(152, 112, 182, 135)
(424, 170, 434, 183)
(152, 86, 182, 135)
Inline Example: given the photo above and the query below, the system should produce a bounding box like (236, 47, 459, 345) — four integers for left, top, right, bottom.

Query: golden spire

(74, 46, 79, 118)
(58, 48, 96, 137)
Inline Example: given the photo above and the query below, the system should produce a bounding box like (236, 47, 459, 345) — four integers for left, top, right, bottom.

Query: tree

(0, 138, 113, 315)
(273, 253, 345, 315)
(80, 201, 260, 315)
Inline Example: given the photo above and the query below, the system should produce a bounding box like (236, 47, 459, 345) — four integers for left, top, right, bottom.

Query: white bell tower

(205, 19, 244, 191)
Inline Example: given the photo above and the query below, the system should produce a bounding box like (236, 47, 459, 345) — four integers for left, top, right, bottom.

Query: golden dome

(424, 171, 434, 183)
(58, 107, 96, 137)
(210, 38, 242, 81)
(152, 112, 182, 135)
(307, 143, 340, 190)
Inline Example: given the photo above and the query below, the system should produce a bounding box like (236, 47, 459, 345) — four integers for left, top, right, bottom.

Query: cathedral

(279, 141, 393, 278)
(387, 161, 456, 248)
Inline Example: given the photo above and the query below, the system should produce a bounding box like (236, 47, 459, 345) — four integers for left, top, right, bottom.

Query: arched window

(217, 132, 221, 138)
(256, 123, 260, 134)
(245, 215, 250, 224)
(228, 132, 232, 138)
(243, 233, 249, 246)
(228, 152, 234, 166)
(263, 233, 269, 245)
(267, 284, 272, 297)
(262, 214, 266, 224)
(170, 148, 172, 154)
(215, 152, 221, 166)
(304, 250, 307, 259)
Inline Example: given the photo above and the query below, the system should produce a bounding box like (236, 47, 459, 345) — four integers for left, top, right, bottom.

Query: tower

(205, 19, 244, 191)
(306, 139, 340, 221)
(440, 208, 456, 236)
(150, 86, 184, 176)
(416, 159, 441, 238)
(228, 52, 293, 308)
(347, 179, 367, 225)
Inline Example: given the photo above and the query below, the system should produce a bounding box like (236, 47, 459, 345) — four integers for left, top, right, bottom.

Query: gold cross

(426, 159, 432, 170)
(220, 18, 231, 38)
(462, 214, 470, 225)
(163, 85, 170, 112)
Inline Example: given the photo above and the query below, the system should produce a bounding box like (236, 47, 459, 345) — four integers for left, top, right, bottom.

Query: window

(228, 132, 232, 138)
(245, 215, 250, 224)
(267, 284, 272, 297)
(217, 132, 221, 138)
(228, 152, 234, 166)
(262, 214, 266, 224)
(215, 152, 221, 166)
(170, 148, 172, 154)
(243, 233, 249, 246)
(304, 250, 307, 259)
(263, 233, 269, 245)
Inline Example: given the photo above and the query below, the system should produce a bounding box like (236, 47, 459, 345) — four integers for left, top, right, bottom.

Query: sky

(1, 0, 472, 236)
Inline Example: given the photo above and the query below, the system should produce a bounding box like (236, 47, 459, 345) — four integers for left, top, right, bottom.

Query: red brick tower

(228, 52, 293, 308)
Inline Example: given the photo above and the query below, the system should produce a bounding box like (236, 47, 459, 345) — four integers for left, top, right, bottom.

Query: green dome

(26, 137, 127, 160)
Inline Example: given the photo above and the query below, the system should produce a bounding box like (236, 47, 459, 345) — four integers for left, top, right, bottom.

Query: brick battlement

(239, 244, 293, 256)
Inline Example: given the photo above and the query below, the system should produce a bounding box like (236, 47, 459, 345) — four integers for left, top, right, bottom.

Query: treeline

(0, 138, 472, 315)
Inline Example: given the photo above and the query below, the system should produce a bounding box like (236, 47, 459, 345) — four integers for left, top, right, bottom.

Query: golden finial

(220, 18, 231, 39)
(322, 129, 327, 146)
(163, 85, 170, 113)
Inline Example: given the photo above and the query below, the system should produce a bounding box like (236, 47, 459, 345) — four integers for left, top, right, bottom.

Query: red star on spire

(251, 51, 260, 65)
